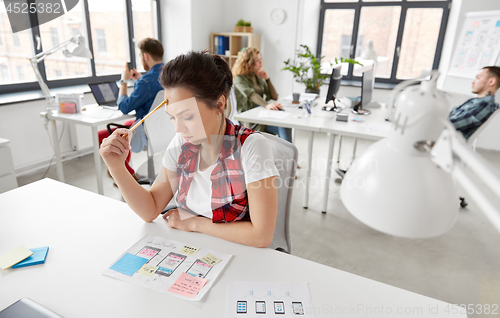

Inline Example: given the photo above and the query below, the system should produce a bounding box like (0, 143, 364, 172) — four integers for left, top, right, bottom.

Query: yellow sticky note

(200, 253, 221, 266)
(0, 246, 33, 270)
(137, 264, 158, 276)
(180, 245, 199, 256)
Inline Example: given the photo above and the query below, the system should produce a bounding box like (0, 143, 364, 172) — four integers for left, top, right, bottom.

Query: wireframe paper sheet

(225, 281, 316, 317)
(102, 234, 233, 301)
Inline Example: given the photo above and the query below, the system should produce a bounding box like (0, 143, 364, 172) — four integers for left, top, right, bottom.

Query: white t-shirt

(162, 133, 279, 217)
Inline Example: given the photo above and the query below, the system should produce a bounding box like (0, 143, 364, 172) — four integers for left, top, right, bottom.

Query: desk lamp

(340, 71, 500, 238)
(29, 35, 92, 112)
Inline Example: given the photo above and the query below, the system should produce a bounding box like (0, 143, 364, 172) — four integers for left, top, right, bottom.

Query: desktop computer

(323, 64, 343, 112)
(352, 64, 382, 115)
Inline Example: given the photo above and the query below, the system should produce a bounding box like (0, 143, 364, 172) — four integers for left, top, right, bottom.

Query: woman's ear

(217, 95, 226, 112)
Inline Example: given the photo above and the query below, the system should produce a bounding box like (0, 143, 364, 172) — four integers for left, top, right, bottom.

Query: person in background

(232, 47, 292, 142)
(99, 51, 279, 248)
(449, 66, 500, 140)
(98, 38, 164, 183)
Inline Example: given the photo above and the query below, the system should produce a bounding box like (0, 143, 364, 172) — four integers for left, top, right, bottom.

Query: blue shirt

(449, 95, 498, 140)
(117, 62, 164, 120)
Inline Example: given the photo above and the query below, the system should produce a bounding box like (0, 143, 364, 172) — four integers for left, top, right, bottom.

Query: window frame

(0, 0, 162, 95)
(317, 0, 451, 85)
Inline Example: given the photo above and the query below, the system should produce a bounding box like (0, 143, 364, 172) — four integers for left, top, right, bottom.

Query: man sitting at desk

(98, 38, 164, 184)
(449, 66, 500, 140)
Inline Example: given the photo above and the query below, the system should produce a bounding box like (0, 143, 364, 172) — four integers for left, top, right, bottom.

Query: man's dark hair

(138, 38, 164, 61)
(483, 66, 500, 89)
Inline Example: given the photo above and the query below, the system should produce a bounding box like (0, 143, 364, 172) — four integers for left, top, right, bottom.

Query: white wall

(161, 0, 192, 61)
(221, 0, 300, 97)
(191, 0, 224, 52)
(437, 0, 500, 151)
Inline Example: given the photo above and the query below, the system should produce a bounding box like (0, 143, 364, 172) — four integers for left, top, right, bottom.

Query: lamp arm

(430, 125, 500, 233)
(33, 37, 75, 63)
(30, 58, 56, 110)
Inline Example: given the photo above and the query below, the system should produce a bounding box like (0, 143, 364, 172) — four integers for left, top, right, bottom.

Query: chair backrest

(130, 90, 166, 153)
(141, 90, 177, 183)
(227, 85, 240, 125)
(467, 106, 499, 152)
(260, 132, 298, 253)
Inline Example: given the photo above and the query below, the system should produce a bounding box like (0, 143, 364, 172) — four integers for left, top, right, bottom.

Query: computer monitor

(352, 65, 374, 115)
(324, 64, 342, 112)
(88, 81, 119, 107)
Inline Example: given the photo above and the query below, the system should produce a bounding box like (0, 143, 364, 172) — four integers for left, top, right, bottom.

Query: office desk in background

(40, 105, 134, 195)
(0, 179, 465, 317)
(235, 104, 337, 209)
(234, 102, 393, 212)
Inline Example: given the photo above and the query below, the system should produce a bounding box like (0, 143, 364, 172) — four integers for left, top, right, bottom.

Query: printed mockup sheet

(102, 234, 232, 301)
(225, 281, 316, 317)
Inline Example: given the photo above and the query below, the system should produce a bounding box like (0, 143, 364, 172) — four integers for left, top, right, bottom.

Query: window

(1, 65, 9, 81)
(12, 33, 20, 48)
(0, 0, 161, 94)
(318, 0, 451, 84)
(71, 28, 80, 38)
(50, 28, 59, 46)
(0, 20, 36, 85)
(95, 29, 107, 53)
(132, 0, 159, 72)
(89, 0, 128, 76)
(39, 0, 91, 80)
(17, 66, 24, 81)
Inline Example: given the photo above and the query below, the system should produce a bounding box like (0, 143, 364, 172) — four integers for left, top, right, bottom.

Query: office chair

(467, 106, 499, 153)
(261, 132, 298, 254)
(459, 106, 499, 208)
(138, 90, 176, 185)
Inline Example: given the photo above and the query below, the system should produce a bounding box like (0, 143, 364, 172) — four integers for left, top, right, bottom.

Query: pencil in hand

(122, 99, 167, 138)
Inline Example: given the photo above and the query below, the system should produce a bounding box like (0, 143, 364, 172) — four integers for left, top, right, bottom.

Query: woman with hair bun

(232, 47, 292, 142)
(99, 51, 279, 248)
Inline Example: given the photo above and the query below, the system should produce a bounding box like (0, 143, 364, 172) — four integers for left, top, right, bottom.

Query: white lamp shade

(340, 137, 459, 238)
(340, 73, 460, 238)
(63, 35, 92, 59)
(69, 44, 92, 58)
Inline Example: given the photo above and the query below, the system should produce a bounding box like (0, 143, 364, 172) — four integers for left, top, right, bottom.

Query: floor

(17, 130, 500, 317)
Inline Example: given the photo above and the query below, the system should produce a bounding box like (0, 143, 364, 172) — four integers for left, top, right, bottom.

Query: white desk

(319, 106, 393, 212)
(40, 105, 134, 195)
(0, 179, 465, 317)
(235, 105, 337, 209)
(234, 103, 392, 212)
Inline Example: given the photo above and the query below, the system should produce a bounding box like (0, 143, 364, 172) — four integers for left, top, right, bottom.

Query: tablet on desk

(0, 298, 63, 318)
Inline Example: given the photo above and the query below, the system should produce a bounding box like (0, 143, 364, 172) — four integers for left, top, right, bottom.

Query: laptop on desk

(88, 81, 120, 108)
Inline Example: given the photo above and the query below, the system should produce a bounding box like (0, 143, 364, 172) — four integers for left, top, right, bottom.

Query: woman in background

(232, 47, 292, 142)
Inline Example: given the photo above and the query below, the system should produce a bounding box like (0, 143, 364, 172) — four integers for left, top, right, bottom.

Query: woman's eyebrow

(165, 108, 191, 117)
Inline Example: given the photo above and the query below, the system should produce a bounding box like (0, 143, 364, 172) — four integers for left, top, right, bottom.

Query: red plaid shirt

(176, 119, 255, 223)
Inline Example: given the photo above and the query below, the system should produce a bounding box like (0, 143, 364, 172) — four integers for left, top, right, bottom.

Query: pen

(122, 99, 167, 138)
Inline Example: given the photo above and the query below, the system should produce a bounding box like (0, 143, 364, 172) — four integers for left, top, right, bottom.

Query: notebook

(12, 247, 49, 269)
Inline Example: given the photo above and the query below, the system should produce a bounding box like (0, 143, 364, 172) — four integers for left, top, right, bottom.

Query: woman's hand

(256, 68, 269, 80)
(162, 208, 204, 232)
(99, 128, 132, 168)
(265, 102, 283, 111)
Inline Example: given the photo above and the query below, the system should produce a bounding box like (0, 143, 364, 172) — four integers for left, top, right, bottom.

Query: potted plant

(234, 19, 245, 32)
(243, 21, 253, 33)
(282, 44, 361, 94)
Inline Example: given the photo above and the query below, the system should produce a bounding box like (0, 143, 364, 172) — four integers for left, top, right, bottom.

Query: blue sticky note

(12, 247, 49, 269)
(496, 20, 500, 27)
(109, 253, 148, 276)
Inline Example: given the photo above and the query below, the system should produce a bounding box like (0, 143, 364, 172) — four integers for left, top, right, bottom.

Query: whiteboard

(448, 10, 500, 79)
